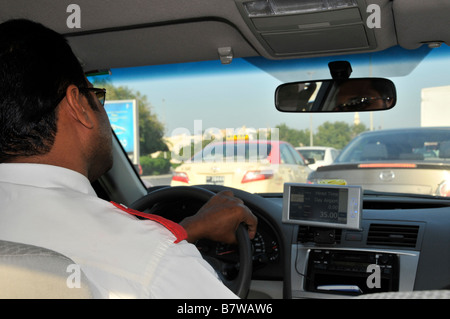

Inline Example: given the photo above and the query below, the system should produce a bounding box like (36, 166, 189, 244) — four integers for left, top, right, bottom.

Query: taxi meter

(282, 183, 362, 230)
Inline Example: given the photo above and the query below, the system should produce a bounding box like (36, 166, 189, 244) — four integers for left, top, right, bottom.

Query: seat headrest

(0, 240, 100, 299)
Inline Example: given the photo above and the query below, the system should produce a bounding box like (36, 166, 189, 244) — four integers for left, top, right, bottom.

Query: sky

(92, 44, 450, 139)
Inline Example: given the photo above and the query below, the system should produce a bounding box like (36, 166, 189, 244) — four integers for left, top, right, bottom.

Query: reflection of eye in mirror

(334, 79, 395, 111)
(275, 78, 396, 113)
(335, 96, 394, 111)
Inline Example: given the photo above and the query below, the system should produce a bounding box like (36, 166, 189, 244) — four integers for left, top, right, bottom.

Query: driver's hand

(179, 191, 257, 244)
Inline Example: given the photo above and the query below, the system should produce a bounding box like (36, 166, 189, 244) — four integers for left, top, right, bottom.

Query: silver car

(308, 127, 450, 197)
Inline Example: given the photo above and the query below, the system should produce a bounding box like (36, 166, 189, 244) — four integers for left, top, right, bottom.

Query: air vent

(297, 226, 315, 243)
(367, 224, 419, 248)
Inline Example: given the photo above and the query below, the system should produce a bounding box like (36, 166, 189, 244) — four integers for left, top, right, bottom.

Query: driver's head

(0, 19, 113, 180)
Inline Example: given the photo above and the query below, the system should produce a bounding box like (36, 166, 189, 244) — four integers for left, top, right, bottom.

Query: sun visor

(244, 45, 432, 83)
(393, 0, 450, 50)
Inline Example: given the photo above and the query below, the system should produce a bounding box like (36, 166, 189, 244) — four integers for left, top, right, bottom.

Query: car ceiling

(1, 0, 450, 72)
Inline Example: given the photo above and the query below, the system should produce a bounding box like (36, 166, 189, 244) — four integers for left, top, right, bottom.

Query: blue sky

(93, 44, 450, 137)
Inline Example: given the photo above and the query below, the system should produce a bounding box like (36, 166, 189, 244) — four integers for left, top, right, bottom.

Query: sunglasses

(79, 87, 106, 106)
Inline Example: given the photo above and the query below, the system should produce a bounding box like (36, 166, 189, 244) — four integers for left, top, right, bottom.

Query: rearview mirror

(275, 78, 396, 112)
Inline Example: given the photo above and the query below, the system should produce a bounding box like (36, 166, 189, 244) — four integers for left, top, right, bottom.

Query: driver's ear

(64, 84, 94, 129)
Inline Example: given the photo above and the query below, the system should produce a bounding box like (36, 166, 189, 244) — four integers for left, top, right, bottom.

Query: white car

(296, 146, 340, 170)
(172, 140, 312, 193)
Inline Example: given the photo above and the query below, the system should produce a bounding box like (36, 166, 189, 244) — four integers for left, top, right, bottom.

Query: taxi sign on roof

(226, 134, 249, 141)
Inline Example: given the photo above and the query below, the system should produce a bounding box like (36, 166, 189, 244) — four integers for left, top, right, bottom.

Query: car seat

(0, 240, 100, 298)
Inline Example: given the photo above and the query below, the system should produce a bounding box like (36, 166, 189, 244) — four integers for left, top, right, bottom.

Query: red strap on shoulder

(110, 202, 188, 244)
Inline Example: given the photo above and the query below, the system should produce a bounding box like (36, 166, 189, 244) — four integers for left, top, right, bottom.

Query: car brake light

(241, 170, 274, 183)
(358, 163, 417, 168)
(172, 172, 189, 184)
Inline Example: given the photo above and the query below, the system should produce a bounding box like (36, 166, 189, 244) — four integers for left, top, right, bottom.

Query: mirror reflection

(275, 78, 396, 113)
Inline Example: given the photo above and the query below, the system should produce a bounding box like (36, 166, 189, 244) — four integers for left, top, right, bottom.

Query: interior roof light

(243, 0, 358, 17)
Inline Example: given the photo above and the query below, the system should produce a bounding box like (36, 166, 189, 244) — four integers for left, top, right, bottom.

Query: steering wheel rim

(130, 186, 252, 298)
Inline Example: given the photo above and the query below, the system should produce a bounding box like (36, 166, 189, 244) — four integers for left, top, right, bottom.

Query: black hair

(0, 19, 88, 162)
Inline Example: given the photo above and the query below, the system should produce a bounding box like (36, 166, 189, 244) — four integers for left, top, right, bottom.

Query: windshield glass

(90, 44, 450, 198)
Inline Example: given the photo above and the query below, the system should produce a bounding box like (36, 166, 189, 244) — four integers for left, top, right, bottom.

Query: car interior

(2, 0, 450, 299)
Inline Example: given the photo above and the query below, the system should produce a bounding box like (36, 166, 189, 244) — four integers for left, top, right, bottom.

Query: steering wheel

(130, 186, 252, 298)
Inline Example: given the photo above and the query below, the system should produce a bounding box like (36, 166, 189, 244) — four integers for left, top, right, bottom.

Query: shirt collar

(0, 163, 97, 196)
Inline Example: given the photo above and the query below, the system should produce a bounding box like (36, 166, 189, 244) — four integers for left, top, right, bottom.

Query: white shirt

(0, 163, 237, 299)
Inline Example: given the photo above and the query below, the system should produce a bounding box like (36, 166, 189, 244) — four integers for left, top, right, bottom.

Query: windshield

(90, 44, 450, 198)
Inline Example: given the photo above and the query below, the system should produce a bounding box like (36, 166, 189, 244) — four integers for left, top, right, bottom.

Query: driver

(0, 19, 257, 298)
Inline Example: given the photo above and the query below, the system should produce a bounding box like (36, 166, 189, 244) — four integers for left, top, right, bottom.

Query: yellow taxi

(171, 138, 312, 193)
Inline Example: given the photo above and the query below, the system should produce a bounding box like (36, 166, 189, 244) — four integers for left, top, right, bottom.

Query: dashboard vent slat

(367, 224, 419, 248)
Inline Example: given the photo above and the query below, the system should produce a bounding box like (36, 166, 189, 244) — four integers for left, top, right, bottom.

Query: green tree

(315, 121, 368, 149)
(276, 123, 310, 147)
(352, 123, 367, 139)
(92, 80, 168, 155)
(275, 121, 368, 150)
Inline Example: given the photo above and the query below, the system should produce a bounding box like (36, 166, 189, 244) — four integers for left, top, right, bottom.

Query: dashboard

(196, 215, 282, 281)
(198, 184, 450, 299)
(134, 183, 450, 299)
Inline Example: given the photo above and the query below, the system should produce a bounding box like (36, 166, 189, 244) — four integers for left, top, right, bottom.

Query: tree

(315, 121, 368, 149)
(276, 123, 310, 147)
(92, 80, 168, 155)
(276, 121, 368, 150)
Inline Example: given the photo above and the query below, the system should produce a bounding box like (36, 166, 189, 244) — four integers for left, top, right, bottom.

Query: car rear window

(192, 142, 272, 163)
(299, 149, 326, 161)
(336, 129, 450, 163)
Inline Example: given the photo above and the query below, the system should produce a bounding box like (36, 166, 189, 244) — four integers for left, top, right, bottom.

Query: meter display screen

(289, 186, 348, 224)
(282, 183, 362, 230)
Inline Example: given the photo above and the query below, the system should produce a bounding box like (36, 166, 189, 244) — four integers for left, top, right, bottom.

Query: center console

(304, 249, 399, 295)
(291, 246, 419, 298)
(282, 183, 420, 298)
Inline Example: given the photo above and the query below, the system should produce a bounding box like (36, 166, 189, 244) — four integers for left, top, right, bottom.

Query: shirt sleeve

(147, 240, 239, 299)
